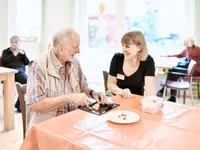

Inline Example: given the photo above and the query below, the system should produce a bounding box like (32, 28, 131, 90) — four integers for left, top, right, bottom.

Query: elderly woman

(107, 31, 156, 99)
(182, 37, 200, 76)
(157, 37, 200, 102)
(1, 36, 30, 112)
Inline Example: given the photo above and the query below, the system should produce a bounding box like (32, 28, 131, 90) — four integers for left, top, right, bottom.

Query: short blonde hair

(121, 31, 148, 61)
(52, 28, 78, 47)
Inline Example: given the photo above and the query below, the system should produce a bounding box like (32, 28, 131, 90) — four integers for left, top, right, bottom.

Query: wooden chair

(102, 71, 114, 96)
(16, 83, 26, 139)
(0, 57, 2, 67)
(161, 60, 196, 106)
(182, 76, 200, 98)
(0, 57, 3, 85)
(103, 71, 108, 92)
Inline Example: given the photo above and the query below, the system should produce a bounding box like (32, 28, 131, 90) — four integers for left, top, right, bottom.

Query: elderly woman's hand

(19, 50, 24, 55)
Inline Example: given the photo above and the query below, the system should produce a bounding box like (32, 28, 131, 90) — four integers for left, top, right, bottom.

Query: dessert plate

(107, 110, 140, 124)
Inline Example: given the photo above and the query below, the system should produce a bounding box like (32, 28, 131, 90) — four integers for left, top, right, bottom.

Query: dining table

(20, 95, 200, 150)
(154, 56, 180, 70)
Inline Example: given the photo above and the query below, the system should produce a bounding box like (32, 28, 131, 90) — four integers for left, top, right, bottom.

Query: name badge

(117, 74, 125, 80)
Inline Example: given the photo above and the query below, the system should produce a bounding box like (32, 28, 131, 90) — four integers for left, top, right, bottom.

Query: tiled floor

(0, 99, 23, 150)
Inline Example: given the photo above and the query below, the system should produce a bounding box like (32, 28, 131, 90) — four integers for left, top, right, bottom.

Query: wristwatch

(89, 90, 94, 99)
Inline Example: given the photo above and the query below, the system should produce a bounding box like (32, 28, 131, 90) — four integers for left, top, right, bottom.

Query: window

(82, 0, 188, 91)
(86, 0, 187, 54)
(16, 0, 41, 40)
(88, 15, 116, 48)
(125, 0, 186, 54)
(86, 0, 117, 50)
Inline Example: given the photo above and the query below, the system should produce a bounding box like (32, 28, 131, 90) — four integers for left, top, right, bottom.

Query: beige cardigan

(26, 50, 82, 132)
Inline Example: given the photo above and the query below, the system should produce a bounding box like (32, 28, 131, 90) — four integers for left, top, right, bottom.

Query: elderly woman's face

(10, 39, 20, 50)
(122, 43, 141, 60)
(184, 38, 194, 47)
(62, 35, 80, 62)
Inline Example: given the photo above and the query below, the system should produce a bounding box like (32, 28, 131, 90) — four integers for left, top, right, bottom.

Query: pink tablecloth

(20, 95, 200, 150)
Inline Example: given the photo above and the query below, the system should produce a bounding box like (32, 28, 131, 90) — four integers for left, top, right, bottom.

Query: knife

(88, 102, 98, 107)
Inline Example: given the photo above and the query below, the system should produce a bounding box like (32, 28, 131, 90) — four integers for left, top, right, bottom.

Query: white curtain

(185, 0, 200, 45)
(194, 0, 200, 45)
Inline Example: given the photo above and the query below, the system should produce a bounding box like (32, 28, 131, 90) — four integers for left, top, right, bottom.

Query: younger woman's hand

(118, 88, 132, 99)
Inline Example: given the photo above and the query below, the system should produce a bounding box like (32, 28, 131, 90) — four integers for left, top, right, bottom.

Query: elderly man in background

(26, 28, 106, 131)
(157, 37, 200, 102)
(1, 36, 30, 112)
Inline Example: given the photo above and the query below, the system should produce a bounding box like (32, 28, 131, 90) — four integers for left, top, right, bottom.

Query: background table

(0, 67, 18, 131)
(155, 57, 179, 70)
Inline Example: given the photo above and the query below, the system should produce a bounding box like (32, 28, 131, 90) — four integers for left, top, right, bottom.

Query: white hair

(52, 28, 78, 47)
(184, 36, 195, 46)
(10, 35, 20, 42)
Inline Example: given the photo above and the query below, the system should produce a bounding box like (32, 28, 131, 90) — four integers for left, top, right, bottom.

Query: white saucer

(107, 110, 140, 124)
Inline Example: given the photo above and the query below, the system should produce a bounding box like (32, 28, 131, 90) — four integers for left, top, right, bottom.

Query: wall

(20, 41, 40, 61)
(0, 0, 77, 55)
(0, 0, 78, 60)
(0, 0, 38, 57)
(0, 0, 8, 51)
(0, 0, 19, 52)
(40, 0, 76, 52)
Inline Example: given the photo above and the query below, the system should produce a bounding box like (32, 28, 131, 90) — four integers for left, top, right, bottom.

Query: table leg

(3, 73, 15, 131)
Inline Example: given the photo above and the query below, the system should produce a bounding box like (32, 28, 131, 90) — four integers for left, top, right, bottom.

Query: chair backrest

(0, 57, 3, 67)
(103, 71, 108, 92)
(16, 83, 26, 139)
(187, 60, 196, 75)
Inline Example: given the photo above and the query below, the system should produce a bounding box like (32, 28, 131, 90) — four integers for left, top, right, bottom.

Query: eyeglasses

(72, 45, 79, 50)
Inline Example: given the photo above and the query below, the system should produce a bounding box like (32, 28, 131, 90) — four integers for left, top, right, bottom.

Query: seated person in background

(1, 36, 30, 112)
(107, 31, 156, 99)
(187, 38, 200, 76)
(26, 28, 106, 131)
(157, 37, 200, 102)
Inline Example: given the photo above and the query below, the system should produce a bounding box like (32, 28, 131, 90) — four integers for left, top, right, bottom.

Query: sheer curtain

(184, 0, 200, 45)
(194, 0, 200, 45)
(185, 0, 195, 38)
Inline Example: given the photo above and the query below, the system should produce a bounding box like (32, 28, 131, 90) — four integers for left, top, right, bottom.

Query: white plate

(107, 110, 140, 124)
